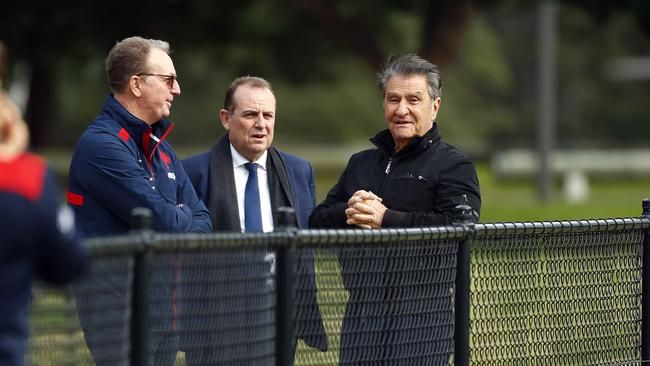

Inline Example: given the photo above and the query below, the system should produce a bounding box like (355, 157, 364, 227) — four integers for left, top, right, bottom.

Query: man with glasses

(68, 36, 211, 365)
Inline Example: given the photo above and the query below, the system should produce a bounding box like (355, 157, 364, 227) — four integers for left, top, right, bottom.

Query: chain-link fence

(26, 216, 650, 365)
(471, 221, 645, 366)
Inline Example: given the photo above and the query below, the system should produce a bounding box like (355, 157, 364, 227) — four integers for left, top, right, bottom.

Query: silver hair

(377, 53, 442, 100)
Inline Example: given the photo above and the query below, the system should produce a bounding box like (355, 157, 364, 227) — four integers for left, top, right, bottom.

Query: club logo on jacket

(159, 151, 175, 180)
(160, 151, 172, 167)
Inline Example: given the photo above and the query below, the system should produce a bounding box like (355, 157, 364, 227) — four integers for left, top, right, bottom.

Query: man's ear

(129, 76, 143, 98)
(431, 97, 442, 121)
(219, 109, 230, 130)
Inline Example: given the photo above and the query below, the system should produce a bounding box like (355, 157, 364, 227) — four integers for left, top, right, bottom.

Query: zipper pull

(385, 157, 393, 174)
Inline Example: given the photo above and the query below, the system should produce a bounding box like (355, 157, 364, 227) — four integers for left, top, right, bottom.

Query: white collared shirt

(230, 145, 274, 233)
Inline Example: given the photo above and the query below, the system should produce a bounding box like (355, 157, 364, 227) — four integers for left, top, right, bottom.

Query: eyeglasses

(137, 73, 177, 88)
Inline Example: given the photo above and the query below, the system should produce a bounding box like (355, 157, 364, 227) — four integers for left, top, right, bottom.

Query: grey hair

(377, 53, 442, 100)
(105, 36, 171, 93)
(223, 76, 275, 113)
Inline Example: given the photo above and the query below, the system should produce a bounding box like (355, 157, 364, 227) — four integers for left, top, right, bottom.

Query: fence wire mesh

(177, 250, 277, 365)
(28, 256, 133, 366)
(471, 228, 643, 366)
(24, 218, 650, 365)
(27, 285, 91, 366)
(310, 240, 458, 365)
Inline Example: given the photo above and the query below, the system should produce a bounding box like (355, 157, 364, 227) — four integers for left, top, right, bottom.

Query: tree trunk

(421, 0, 472, 67)
(291, 0, 383, 69)
(24, 58, 57, 148)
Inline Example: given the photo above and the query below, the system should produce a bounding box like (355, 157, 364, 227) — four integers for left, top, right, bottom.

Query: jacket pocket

(383, 173, 435, 211)
(391, 173, 431, 183)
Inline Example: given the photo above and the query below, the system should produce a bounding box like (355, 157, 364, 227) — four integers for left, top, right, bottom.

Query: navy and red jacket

(0, 153, 87, 366)
(67, 95, 210, 364)
(68, 95, 211, 235)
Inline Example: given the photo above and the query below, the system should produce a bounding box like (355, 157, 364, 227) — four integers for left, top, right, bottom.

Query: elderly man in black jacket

(309, 53, 481, 365)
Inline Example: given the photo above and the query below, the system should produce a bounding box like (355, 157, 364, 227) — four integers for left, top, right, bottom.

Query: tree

(4, 0, 650, 148)
(0, 0, 489, 147)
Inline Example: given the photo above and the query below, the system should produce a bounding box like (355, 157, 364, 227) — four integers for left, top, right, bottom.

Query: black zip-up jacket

(309, 123, 481, 228)
(309, 124, 481, 364)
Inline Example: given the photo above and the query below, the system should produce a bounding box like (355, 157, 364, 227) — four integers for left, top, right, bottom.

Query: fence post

(454, 204, 474, 366)
(275, 207, 297, 366)
(130, 207, 153, 366)
(642, 199, 650, 361)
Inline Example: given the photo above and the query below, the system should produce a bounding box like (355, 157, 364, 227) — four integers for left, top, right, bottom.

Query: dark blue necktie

(244, 162, 263, 233)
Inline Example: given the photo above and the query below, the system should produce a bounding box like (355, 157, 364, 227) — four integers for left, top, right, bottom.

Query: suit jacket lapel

(208, 134, 241, 232)
(267, 147, 296, 226)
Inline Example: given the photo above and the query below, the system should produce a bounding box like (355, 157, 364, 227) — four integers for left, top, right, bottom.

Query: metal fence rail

(25, 214, 650, 365)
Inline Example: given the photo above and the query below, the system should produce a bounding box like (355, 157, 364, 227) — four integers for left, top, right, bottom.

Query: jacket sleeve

(75, 135, 197, 233)
(382, 157, 481, 227)
(173, 158, 212, 233)
(35, 169, 87, 285)
(299, 161, 318, 228)
(308, 162, 317, 208)
(308, 158, 352, 228)
(181, 153, 208, 204)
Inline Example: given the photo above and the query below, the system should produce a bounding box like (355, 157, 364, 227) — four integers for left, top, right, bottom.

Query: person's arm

(181, 153, 208, 203)
(35, 169, 87, 285)
(382, 158, 481, 227)
(174, 158, 212, 233)
(75, 135, 195, 232)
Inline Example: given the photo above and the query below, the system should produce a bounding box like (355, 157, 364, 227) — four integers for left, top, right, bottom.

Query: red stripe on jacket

(118, 128, 130, 142)
(66, 191, 84, 206)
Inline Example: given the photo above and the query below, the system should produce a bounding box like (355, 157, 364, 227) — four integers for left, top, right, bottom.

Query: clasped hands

(345, 190, 387, 229)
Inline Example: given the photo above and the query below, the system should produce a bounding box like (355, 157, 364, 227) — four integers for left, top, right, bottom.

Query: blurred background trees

(3, 0, 650, 152)
(2, 0, 650, 219)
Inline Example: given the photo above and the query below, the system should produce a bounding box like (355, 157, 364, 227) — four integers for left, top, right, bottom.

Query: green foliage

(441, 14, 517, 151)
(379, 11, 422, 55)
(273, 58, 384, 144)
(549, 4, 650, 147)
(5, 1, 650, 151)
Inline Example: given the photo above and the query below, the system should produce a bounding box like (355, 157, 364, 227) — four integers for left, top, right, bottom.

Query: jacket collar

(104, 94, 174, 148)
(104, 95, 174, 162)
(207, 134, 295, 231)
(370, 122, 441, 156)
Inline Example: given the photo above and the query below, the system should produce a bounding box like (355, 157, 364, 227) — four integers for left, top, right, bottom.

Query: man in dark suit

(181, 76, 327, 365)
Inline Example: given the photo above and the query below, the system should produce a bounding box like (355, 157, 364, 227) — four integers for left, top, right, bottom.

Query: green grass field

(42, 147, 650, 222)
(476, 166, 650, 222)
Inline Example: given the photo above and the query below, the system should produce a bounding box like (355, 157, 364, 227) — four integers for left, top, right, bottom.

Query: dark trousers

(74, 256, 178, 366)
